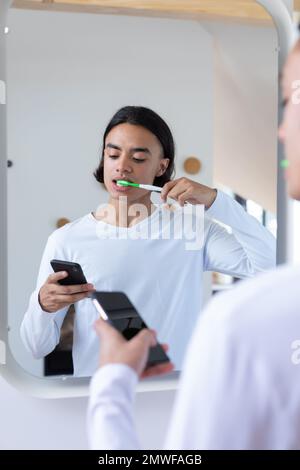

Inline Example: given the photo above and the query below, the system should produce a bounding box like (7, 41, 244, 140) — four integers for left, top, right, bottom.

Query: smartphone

(50, 259, 87, 286)
(91, 291, 170, 367)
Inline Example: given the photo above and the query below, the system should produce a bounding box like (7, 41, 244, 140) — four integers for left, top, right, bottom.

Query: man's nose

(116, 155, 132, 174)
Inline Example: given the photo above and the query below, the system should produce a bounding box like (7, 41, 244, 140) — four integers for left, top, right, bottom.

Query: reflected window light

(246, 199, 263, 224)
(215, 183, 234, 199)
(266, 213, 277, 238)
(4, 27, 9, 35)
(293, 201, 300, 263)
(212, 186, 277, 294)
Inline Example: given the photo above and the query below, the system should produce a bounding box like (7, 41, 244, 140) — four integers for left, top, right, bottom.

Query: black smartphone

(50, 259, 87, 286)
(91, 291, 170, 367)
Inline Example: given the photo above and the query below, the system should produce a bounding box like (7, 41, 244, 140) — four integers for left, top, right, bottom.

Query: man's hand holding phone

(94, 318, 174, 379)
(38, 270, 95, 313)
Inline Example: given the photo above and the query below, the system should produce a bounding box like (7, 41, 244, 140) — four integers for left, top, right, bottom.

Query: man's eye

(133, 158, 146, 163)
(109, 155, 119, 159)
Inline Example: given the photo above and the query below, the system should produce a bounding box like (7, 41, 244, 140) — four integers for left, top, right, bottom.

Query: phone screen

(92, 292, 170, 366)
(50, 259, 87, 286)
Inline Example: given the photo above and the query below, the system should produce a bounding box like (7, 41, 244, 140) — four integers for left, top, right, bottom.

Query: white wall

(208, 21, 278, 214)
(0, 373, 175, 449)
(6, 9, 214, 376)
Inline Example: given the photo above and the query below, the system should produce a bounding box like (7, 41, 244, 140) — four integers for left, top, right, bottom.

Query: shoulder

(48, 214, 92, 245)
(205, 264, 300, 322)
(200, 264, 300, 351)
(184, 265, 300, 391)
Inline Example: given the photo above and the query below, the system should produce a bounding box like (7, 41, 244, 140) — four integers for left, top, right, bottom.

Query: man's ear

(156, 158, 170, 177)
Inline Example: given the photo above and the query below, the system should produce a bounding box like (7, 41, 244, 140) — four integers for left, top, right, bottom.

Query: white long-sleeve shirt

(20, 191, 275, 376)
(87, 264, 300, 450)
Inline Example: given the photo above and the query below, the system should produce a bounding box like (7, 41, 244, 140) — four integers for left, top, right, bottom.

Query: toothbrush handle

(141, 184, 162, 192)
(141, 183, 191, 206)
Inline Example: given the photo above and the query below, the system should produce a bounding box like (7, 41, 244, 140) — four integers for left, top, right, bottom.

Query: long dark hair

(94, 106, 175, 187)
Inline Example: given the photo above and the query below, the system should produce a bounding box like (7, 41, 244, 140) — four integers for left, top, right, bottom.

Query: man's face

(103, 123, 169, 204)
(278, 48, 300, 201)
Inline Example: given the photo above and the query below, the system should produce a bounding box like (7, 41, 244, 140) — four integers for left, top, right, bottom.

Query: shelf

(11, 1, 274, 24)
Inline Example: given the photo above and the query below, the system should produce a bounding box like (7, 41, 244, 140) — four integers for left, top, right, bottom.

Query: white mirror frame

(0, 0, 294, 398)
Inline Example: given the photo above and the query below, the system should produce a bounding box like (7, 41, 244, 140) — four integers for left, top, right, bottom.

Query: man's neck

(95, 193, 155, 227)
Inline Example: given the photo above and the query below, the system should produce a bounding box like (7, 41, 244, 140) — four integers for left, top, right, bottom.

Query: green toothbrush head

(116, 180, 139, 188)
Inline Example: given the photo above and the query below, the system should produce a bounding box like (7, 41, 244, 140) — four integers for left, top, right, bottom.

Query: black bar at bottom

(0, 450, 299, 466)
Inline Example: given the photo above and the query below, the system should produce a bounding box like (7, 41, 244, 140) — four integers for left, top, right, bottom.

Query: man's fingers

(166, 186, 189, 204)
(47, 273, 94, 293)
(160, 180, 177, 201)
(55, 292, 90, 305)
(141, 361, 174, 379)
(177, 190, 191, 207)
(133, 328, 157, 349)
(47, 271, 68, 283)
(94, 318, 114, 335)
(94, 318, 125, 342)
(59, 283, 94, 295)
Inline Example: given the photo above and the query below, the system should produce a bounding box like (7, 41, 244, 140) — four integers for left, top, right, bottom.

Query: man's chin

(287, 180, 300, 201)
(289, 190, 300, 201)
(110, 192, 129, 201)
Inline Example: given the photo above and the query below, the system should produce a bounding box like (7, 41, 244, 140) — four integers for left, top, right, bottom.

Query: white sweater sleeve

(87, 364, 140, 450)
(20, 233, 69, 359)
(204, 191, 276, 278)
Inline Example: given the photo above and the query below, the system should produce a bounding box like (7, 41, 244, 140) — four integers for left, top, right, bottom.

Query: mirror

(6, 2, 277, 379)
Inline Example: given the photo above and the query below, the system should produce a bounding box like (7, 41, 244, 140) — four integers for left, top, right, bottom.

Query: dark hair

(94, 106, 175, 187)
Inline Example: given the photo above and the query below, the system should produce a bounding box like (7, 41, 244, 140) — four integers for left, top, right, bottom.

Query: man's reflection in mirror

(20, 106, 276, 377)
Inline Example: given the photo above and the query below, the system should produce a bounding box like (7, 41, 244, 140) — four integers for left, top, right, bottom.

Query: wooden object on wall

(56, 217, 70, 228)
(184, 156, 202, 175)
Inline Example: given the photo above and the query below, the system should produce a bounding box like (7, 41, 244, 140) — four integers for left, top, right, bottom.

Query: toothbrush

(116, 180, 162, 192)
(116, 179, 191, 206)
